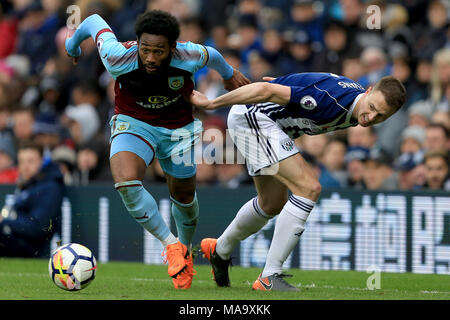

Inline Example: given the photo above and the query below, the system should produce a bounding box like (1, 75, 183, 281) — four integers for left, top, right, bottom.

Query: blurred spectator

(358, 46, 392, 88)
(0, 141, 64, 257)
(431, 111, 450, 131)
(422, 150, 450, 190)
(345, 145, 369, 188)
(363, 147, 398, 190)
(234, 14, 263, 67)
(0, 133, 18, 184)
(410, 57, 433, 104)
(313, 18, 358, 75)
(12, 107, 34, 147)
(195, 115, 227, 185)
(215, 145, 250, 189)
(62, 103, 100, 146)
(260, 28, 286, 73)
(424, 123, 450, 153)
(400, 125, 425, 154)
(341, 55, 364, 81)
(247, 51, 274, 82)
(340, 0, 384, 49)
(51, 145, 77, 185)
(32, 111, 63, 158)
(414, 0, 449, 63)
(302, 150, 340, 188)
(278, 30, 314, 75)
(74, 137, 111, 185)
(37, 75, 64, 114)
(61, 81, 101, 146)
(347, 125, 376, 149)
(321, 138, 348, 186)
(407, 100, 433, 128)
(0, 1, 19, 58)
(15, 0, 62, 75)
(287, 0, 324, 50)
(395, 151, 425, 190)
(430, 48, 450, 109)
(179, 16, 205, 43)
(297, 133, 329, 161)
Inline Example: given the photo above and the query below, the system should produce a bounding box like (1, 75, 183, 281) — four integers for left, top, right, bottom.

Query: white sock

(161, 233, 178, 248)
(216, 197, 272, 260)
(261, 194, 315, 278)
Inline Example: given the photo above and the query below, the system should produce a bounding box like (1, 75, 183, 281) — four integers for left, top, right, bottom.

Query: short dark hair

(18, 140, 43, 158)
(135, 10, 180, 45)
(373, 76, 407, 112)
(427, 123, 450, 138)
(424, 149, 449, 166)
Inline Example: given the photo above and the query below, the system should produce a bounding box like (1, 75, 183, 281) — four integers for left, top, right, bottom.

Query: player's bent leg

(202, 176, 287, 287)
(160, 161, 199, 289)
(256, 153, 321, 291)
(110, 141, 187, 287)
(164, 174, 198, 248)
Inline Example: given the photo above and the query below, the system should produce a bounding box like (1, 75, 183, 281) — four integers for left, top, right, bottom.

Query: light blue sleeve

(171, 42, 234, 80)
(65, 14, 138, 79)
(205, 46, 234, 80)
(170, 41, 209, 74)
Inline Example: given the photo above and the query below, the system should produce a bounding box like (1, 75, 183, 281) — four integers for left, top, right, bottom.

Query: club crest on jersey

(280, 138, 295, 151)
(300, 95, 317, 110)
(115, 121, 129, 132)
(168, 76, 184, 90)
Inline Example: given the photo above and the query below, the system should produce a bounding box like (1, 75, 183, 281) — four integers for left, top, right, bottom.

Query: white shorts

(227, 104, 300, 176)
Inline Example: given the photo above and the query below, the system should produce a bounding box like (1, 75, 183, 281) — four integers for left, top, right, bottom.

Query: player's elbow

(256, 82, 275, 101)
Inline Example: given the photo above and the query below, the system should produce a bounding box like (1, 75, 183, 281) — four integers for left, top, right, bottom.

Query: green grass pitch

(0, 257, 448, 300)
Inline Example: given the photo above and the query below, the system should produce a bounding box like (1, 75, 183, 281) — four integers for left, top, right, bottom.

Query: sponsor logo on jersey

(300, 95, 317, 110)
(136, 95, 182, 109)
(168, 76, 184, 90)
(148, 96, 169, 104)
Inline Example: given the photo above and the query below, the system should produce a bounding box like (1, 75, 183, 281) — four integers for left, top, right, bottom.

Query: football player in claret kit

(191, 72, 406, 291)
(65, 10, 250, 289)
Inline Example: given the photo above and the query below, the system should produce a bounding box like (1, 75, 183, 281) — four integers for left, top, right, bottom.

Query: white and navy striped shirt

(247, 72, 365, 139)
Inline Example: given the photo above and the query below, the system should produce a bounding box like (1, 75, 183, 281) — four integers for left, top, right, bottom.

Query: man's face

(18, 148, 42, 182)
(424, 156, 449, 189)
(425, 127, 447, 152)
(363, 160, 391, 190)
(355, 88, 395, 127)
(138, 33, 174, 74)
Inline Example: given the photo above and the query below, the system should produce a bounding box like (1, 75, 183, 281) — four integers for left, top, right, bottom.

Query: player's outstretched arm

(65, 14, 112, 63)
(205, 46, 251, 91)
(208, 82, 291, 109)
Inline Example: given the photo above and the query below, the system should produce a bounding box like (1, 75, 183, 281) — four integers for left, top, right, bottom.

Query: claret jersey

(95, 29, 208, 129)
(248, 72, 366, 138)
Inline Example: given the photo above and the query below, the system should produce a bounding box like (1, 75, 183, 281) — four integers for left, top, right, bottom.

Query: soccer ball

(48, 243, 97, 291)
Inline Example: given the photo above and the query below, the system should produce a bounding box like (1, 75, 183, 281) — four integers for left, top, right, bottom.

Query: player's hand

(223, 69, 251, 91)
(189, 90, 213, 110)
(65, 28, 81, 65)
(262, 76, 276, 82)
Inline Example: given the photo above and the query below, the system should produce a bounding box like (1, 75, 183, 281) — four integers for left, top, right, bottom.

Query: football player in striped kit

(65, 10, 250, 289)
(193, 72, 406, 291)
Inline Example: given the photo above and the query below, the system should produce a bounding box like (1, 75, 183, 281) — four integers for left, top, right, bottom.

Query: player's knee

(114, 180, 144, 211)
(291, 177, 321, 201)
(307, 180, 322, 201)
